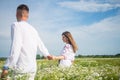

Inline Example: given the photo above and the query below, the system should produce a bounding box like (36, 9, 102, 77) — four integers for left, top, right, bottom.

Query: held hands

(47, 55, 53, 60)
(47, 55, 56, 60)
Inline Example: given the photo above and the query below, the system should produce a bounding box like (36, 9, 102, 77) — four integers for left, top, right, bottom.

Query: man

(1, 4, 52, 80)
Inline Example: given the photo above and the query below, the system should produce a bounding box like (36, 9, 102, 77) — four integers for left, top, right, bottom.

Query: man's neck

(17, 17, 27, 22)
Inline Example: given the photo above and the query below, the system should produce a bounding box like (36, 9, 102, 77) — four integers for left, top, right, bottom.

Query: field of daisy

(0, 58, 120, 80)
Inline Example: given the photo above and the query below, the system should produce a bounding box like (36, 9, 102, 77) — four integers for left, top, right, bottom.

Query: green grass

(0, 58, 120, 80)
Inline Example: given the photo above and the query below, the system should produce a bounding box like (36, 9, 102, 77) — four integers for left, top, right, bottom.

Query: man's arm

(37, 33, 52, 59)
(1, 24, 22, 78)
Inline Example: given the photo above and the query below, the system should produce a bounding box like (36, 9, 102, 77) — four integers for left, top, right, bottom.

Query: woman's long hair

(62, 31, 78, 53)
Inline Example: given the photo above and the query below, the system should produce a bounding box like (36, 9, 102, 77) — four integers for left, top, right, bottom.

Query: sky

(0, 0, 120, 57)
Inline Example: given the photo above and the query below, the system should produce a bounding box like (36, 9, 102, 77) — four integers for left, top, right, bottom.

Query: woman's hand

(51, 55, 56, 60)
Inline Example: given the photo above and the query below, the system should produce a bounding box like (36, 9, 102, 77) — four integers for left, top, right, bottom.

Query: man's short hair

(17, 4, 29, 12)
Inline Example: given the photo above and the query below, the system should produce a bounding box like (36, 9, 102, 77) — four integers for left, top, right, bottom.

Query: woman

(53, 31, 78, 67)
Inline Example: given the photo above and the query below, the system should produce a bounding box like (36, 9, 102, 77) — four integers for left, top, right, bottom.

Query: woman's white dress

(59, 44, 75, 67)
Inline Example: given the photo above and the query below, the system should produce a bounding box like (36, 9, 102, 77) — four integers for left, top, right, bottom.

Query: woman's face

(62, 35, 68, 43)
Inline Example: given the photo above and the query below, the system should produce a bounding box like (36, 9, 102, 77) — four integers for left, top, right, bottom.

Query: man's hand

(47, 55, 53, 60)
(0, 69, 8, 80)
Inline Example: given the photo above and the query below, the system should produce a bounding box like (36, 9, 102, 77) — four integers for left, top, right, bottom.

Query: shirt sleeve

(4, 23, 22, 69)
(61, 44, 75, 61)
(37, 33, 49, 57)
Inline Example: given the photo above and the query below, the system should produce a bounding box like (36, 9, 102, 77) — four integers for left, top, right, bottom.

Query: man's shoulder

(11, 22, 19, 27)
(11, 22, 22, 30)
(12, 21, 18, 25)
(11, 21, 28, 28)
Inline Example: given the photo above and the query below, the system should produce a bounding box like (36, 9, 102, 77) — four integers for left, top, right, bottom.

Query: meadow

(0, 58, 120, 80)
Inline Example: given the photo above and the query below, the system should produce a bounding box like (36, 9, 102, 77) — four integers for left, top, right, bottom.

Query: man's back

(3, 20, 50, 79)
(4, 20, 49, 73)
(13, 21, 39, 73)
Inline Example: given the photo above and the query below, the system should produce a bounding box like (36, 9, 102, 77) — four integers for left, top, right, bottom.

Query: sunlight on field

(0, 58, 120, 80)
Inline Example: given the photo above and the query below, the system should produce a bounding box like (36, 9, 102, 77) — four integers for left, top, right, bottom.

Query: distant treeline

(0, 57, 7, 61)
(36, 53, 120, 59)
(76, 53, 120, 58)
(0, 53, 120, 60)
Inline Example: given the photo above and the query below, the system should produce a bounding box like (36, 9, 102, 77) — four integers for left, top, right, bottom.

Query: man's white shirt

(4, 21, 49, 73)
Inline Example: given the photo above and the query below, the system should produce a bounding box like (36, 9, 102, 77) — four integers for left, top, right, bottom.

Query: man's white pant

(12, 72, 36, 80)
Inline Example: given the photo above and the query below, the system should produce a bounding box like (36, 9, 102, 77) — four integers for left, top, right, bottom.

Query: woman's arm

(53, 55, 65, 60)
